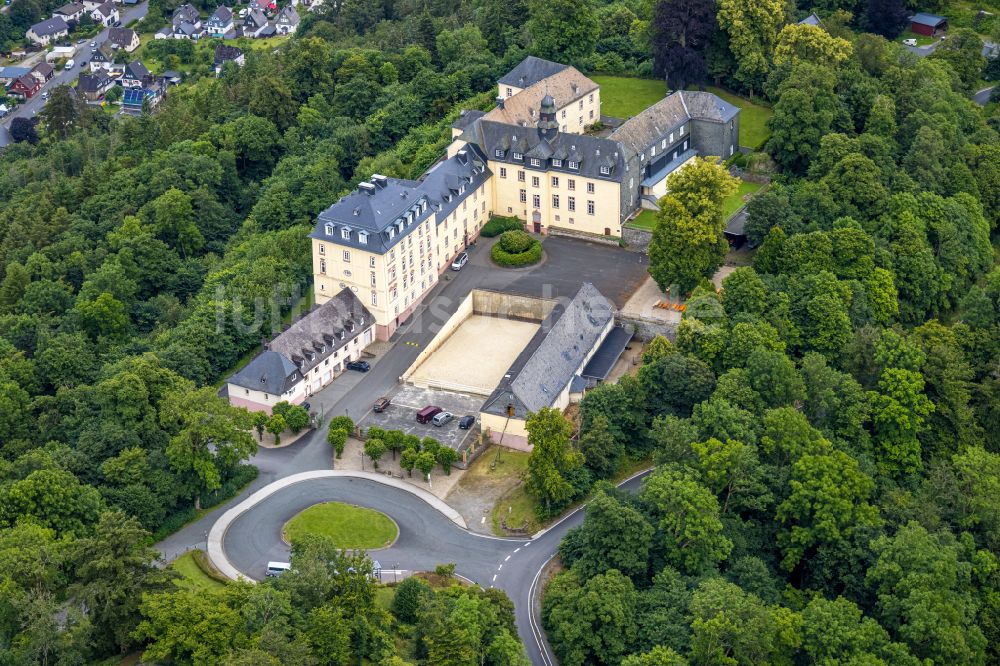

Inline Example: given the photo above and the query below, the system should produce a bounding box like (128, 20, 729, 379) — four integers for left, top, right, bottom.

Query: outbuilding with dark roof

(910, 12, 947, 36)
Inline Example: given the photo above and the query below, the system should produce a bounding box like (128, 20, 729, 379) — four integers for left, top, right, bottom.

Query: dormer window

(495, 148, 503, 158)
(512, 151, 523, 160)
(568, 161, 579, 170)
(529, 158, 540, 167)
(600, 166, 611, 175)
(552, 159, 562, 167)
(341, 228, 351, 240)
(388, 228, 396, 239)
(324, 222, 334, 235)
(358, 231, 368, 244)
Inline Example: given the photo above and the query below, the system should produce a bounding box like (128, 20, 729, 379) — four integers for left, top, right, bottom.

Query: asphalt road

(223, 471, 651, 666)
(974, 85, 996, 106)
(156, 235, 649, 664)
(0, 0, 149, 147)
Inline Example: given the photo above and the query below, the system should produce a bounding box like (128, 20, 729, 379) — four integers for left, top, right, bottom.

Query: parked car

(89, 41, 97, 47)
(76, 38, 86, 44)
(373, 397, 391, 413)
(902, 38, 917, 46)
(416, 405, 442, 424)
(265, 562, 291, 577)
(458, 415, 475, 429)
(64, 59, 74, 69)
(451, 251, 469, 271)
(346, 360, 370, 372)
(301, 402, 311, 412)
(112, 19, 121, 26)
(432, 411, 454, 427)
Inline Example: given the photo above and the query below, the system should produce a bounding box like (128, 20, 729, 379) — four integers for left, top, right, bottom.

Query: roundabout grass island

(283, 501, 399, 549)
(491, 230, 543, 267)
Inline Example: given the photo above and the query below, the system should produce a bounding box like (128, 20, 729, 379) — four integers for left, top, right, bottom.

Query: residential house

(107, 27, 140, 51)
(205, 6, 234, 37)
(88, 43, 115, 71)
(225, 288, 375, 413)
(242, 8, 268, 37)
(120, 60, 150, 88)
(26, 17, 69, 45)
(273, 4, 298, 34)
(31, 62, 55, 82)
(90, 1, 118, 26)
(76, 71, 113, 100)
(52, 2, 85, 22)
(0, 66, 33, 85)
(8, 74, 42, 99)
(81, 0, 103, 10)
(172, 4, 200, 27)
(173, 22, 203, 39)
(479, 283, 617, 448)
(910, 12, 947, 36)
(214, 44, 244, 74)
(121, 81, 165, 115)
(154, 26, 172, 39)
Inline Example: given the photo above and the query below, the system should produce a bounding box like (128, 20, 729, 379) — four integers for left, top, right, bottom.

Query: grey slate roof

(244, 8, 267, 29)
(0, 66, 33, 79)
(419, 144, 492, 223)
(681, 90, 740, 123)
(172, 3, 199, 25)
(123, 60, 150, 80)
(29, 16, 69, 36)
(77, 72, 110, 93)
(799, 13, 821, 25)
(208, 5, 233, 24)
(228, 288, 374, 394)
(911, 12, 946, 27)
(498, 56, 568, 89)
(54, 2, 84, 15)
(107, 27, 138, 47)
(214, 44, 244, 65)
(311, 176, 430, 254)
(461, 118, 626, 181)
(610, 91, 685, 151)
(483, 283, 614, 418)
(451, 109, 485, 133)
(276, 5, 298, 24)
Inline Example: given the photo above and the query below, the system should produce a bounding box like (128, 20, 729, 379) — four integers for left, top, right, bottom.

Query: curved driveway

(221, 472, 649, 666)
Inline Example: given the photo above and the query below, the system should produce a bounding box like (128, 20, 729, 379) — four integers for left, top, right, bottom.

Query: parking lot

(359, 385, 484, 451)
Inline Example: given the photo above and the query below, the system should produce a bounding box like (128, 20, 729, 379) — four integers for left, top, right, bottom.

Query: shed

(910, 13, 947, 36)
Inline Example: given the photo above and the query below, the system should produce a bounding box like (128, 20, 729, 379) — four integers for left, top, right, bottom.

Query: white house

(205, 5, 234, 37)
(52, 2, 85, 22)
(26, 17, 69, 45)
(90, 1, 118, 27)
(273, 4, 298, 34)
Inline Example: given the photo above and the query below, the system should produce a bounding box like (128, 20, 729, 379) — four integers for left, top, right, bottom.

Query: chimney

(358, 182, 376, 195)
(371, 174, 388, 188)
(495, 95, 504, 110)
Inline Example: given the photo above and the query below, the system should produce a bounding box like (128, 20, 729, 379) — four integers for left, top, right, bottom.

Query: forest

(0, 0, 998, 663)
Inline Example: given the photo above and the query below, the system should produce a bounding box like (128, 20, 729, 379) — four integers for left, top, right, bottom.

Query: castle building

(309, 56, 740, 341)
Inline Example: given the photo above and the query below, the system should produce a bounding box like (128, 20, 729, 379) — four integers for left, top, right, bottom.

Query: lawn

(170, 551, 227, 592)
(721, 180, 763, 220)
(284, 501, 398, 549)
(899, 28, 936, 46)
(591, 75, 667, 119)
(627, 209, 659, 230)
(694, 86, 774, 149)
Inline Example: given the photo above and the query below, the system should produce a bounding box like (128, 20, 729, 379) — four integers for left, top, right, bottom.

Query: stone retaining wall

(622, 226, 652, 253)
(616, 314, 678, 342)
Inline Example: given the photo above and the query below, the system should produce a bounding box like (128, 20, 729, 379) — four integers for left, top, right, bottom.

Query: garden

(491, 230, 542, 267)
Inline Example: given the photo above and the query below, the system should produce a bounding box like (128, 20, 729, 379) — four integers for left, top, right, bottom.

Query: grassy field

(284, 501, 398, 549)
(696, 86, 774, 149)
(591, 75, 667, 119)
(170, 551, 227, 592)
(899, 28, 936, 46)
(721, 180, 763, 220)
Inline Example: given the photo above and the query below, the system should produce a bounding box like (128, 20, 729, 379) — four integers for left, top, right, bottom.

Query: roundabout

(209, 469, 651, 666)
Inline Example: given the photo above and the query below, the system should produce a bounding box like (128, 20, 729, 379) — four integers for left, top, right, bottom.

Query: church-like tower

(537, 94, 559, 142)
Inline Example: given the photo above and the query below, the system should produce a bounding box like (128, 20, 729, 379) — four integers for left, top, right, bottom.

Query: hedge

(193, 548, 233, 584)
(491, 231, 542, 267)
(480, 216, 524, 237)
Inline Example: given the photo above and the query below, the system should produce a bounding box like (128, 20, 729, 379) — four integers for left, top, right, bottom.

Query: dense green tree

(868, 368, 934, 479)
(562, 489, 653, 581)
(527, 0, 600, 63)
(651, 0, 717, 89)
(543, 569, 638, 666)
(716, 0, 784, 96)
(525, 408, 585, 516)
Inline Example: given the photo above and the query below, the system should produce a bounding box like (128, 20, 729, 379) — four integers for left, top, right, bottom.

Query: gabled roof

(208, 5, 233, 22)
(29, 16, 69, 36)
(484, 66, 598, 128)
(108, 27, 138, 46)
(92, 1, 116, 16)
(451, 109, 485, 132)
(171, 3, 199, 24)
(498, 56, 568, 88)
(11, 74, 40, 90)
(419, 144, 492, 223)
(910, 12, 947, 27)
(54, 2, 84, 15)
(244, 8, 267, 27)
(679, 90, 740, 123)
(214, 44, 244, 64)
(123, 60, 150, 80)
(482, 283, 615, 417)
(227, 288, 375, 394)
(77, 72, 110, 92)
(32, 62, 53, 77)
(799, 12, 822, 26)
(90, 42, 113, 61)
(276, 4, 298, 23)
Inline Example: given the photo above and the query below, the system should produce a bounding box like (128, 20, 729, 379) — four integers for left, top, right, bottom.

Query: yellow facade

(488, 161, 622, 237)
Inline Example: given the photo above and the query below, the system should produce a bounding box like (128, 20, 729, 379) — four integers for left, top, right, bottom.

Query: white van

(265, 561, 291, 577)
(64, 59, 75, 70)
(902, 38, 917, 47)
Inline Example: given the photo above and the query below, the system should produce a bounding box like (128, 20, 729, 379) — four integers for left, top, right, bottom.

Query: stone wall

(616, 314, 678, 342)
(547, 226, 622, 247)
(471, 289, 556, 321)
(622, 225, 652, 253)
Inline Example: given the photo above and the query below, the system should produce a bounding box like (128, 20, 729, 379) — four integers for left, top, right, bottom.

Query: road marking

(524, 542, 530, 547)
(514, 547, 520, 553)
(481, 516, 486, 524)
(528, 554, 558, 666)
(505, 555, 511, 562)
(498, 564, 502, 570)
(492, 574, 497, 582)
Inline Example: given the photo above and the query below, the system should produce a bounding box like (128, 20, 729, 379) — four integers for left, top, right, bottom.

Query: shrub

(437, 447, 458, 474)
(391, 576, 432, 623)
(327, 428, 348, 458)
(192, 549, 231, 584)
(329, 415, 355, 434)
(492, 231, 543, 267)
(283, 405, 310, 433)
(435, 562, 456, 578)
(480, 216, 523, 237)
